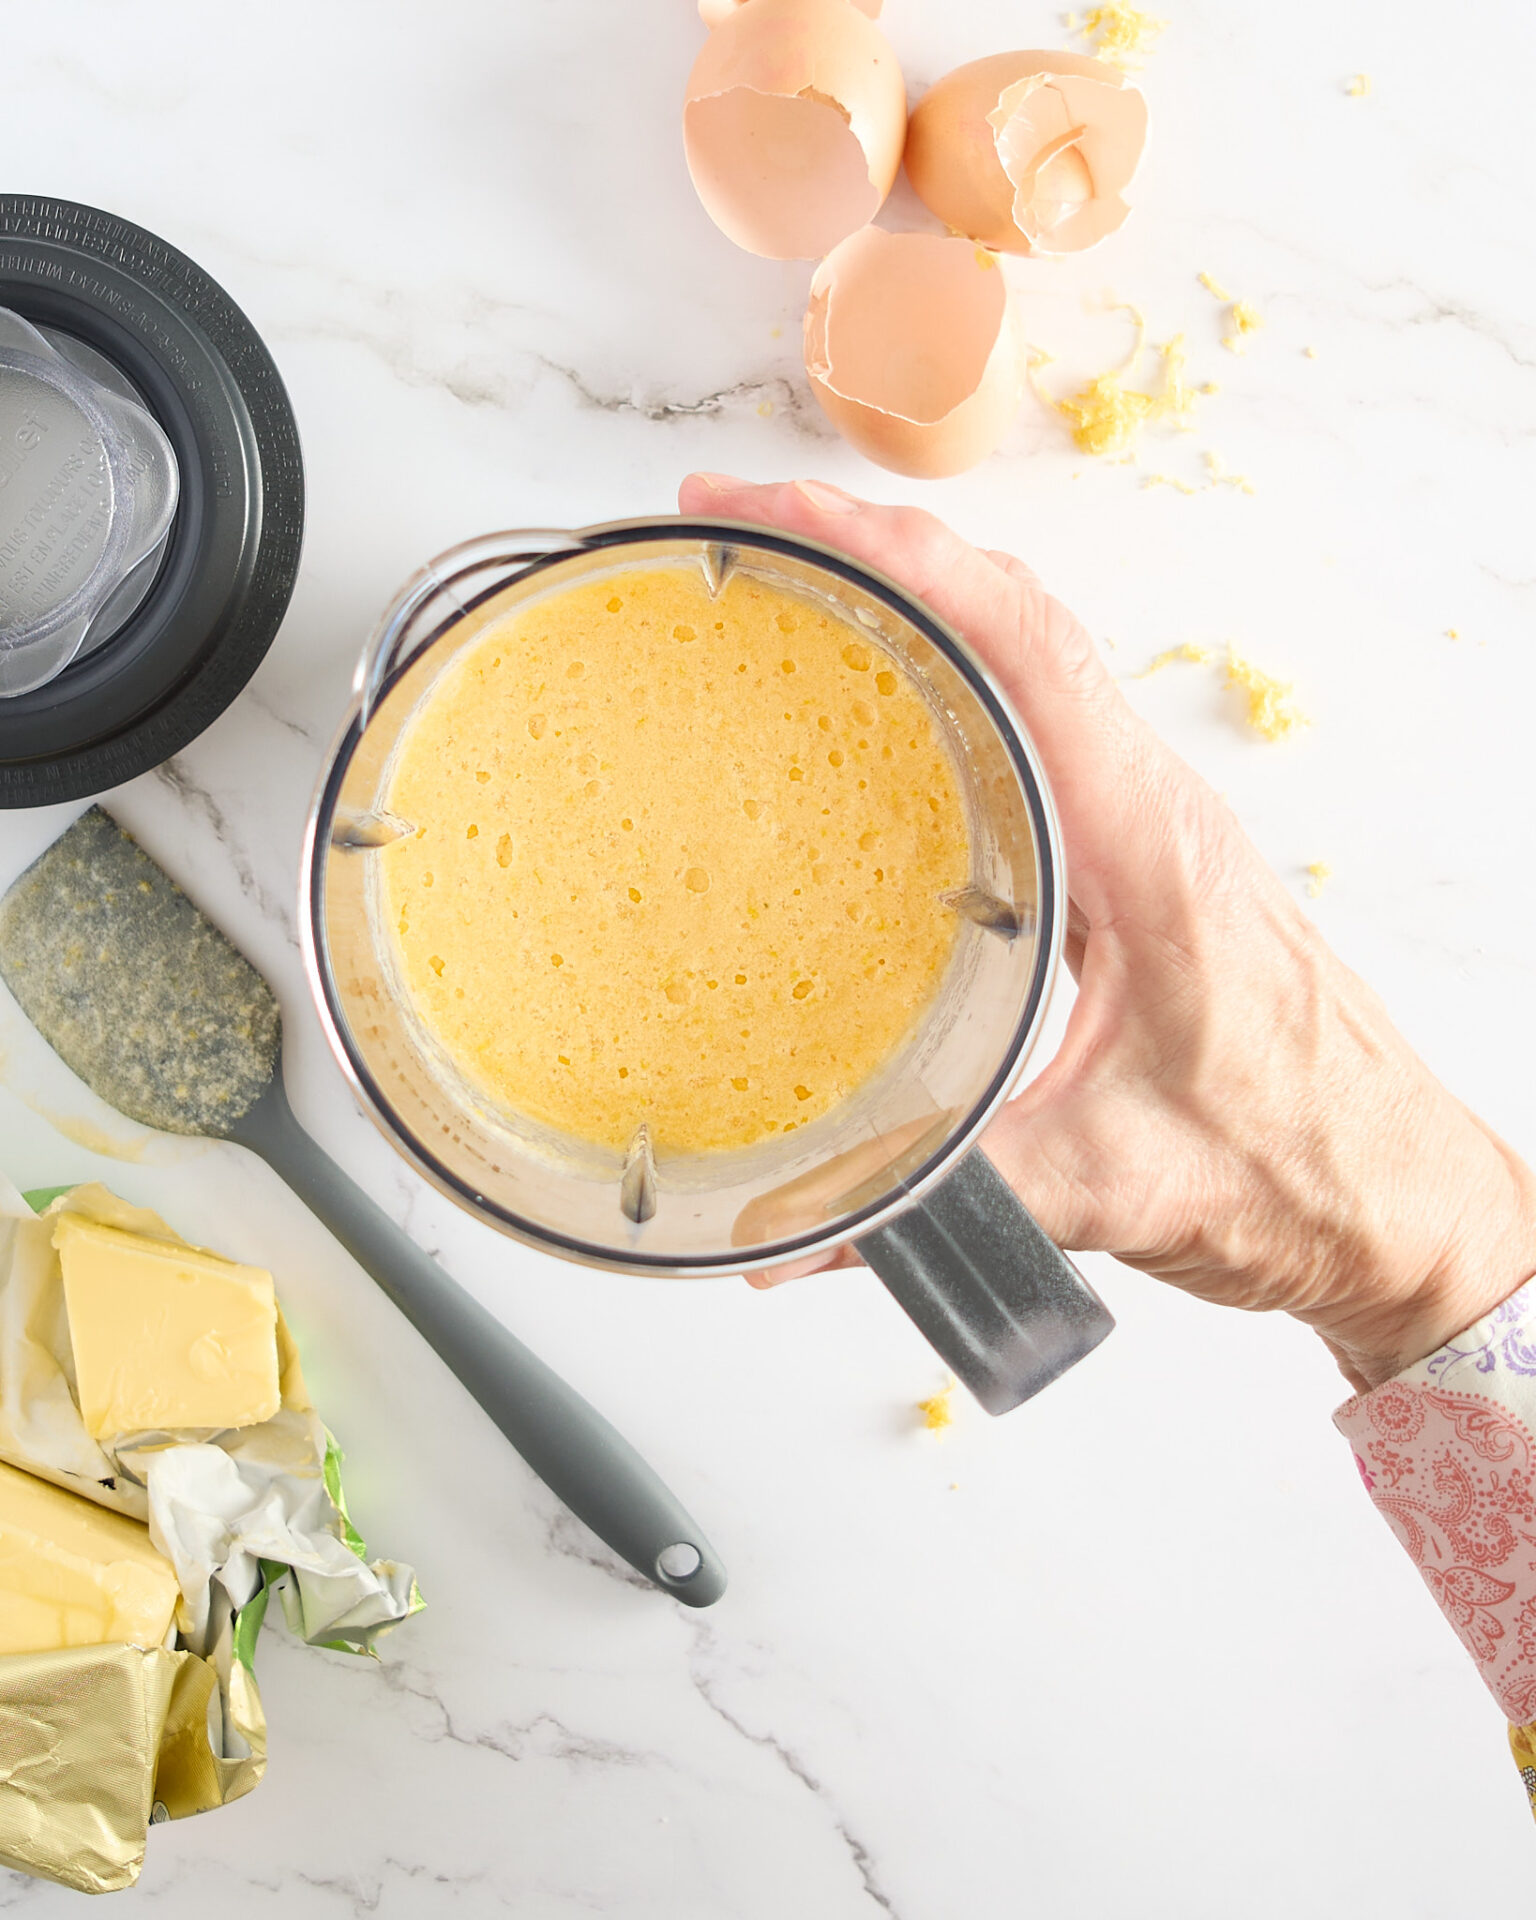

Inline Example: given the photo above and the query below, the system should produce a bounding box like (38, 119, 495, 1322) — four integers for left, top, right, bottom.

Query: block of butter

(55, 1214, 281, 1438)
(0, 1458, 180, 1655)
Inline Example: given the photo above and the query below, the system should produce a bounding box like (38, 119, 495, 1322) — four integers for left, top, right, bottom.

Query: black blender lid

(0, 197, 304, 807)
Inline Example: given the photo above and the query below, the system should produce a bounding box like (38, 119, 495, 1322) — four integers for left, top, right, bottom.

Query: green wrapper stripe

(22, 1186, 74, 1213)
(323, 1432, 370, 1560)
(231, 1567, 282, 1671)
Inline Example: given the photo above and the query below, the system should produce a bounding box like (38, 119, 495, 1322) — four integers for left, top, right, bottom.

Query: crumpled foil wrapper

(0, 1641, 265, 1894)
(0, 1178, 423, 1893)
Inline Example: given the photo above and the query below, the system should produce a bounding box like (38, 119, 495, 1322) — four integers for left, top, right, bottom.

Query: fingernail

(793, 478, 862, 514)
(690, 471, 748, 492)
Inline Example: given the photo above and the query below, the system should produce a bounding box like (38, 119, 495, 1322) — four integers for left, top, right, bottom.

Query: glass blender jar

(301, 519, 1112, 1414)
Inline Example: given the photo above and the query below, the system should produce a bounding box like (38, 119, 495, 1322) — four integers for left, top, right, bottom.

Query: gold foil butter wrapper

(0, 1641, 265, 1894)
(0, 1178, 422, 1894)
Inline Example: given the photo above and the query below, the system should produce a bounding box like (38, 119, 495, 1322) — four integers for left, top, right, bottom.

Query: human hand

(678, 473, 1536, 1392)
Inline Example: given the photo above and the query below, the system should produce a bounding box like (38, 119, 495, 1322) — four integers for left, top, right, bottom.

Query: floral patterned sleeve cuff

(1335, 1274, 1536, 1784)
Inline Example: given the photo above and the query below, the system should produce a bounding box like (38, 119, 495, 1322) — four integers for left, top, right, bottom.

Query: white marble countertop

(6, 0, 1536, 1910)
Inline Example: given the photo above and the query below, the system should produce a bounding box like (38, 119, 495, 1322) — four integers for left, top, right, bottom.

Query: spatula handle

(234, 1082, 726, 1607)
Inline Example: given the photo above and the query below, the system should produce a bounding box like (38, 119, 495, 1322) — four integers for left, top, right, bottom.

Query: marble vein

(1188, 218, 1536, 373)
(376, 1659, 672, 1773)
(151, 759, 295, 937)
(286, 1862, 491, 1919)
(534, 355, 828, 436)
(535, 1502, 656, 1596)
(686, 1626, 901, 1919)
(244, 684, 322, 746)
(212, 239, 826, 438)
(146, 1856, 509, 1918)
(1479, 563, 1536, 594)
(1371, 277, 1536, 374)
(286, 311, 825, 438)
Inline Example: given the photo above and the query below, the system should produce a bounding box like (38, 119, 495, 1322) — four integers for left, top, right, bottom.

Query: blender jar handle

(356, 528, 584, 725)
(855, 1150, 1113, 1415)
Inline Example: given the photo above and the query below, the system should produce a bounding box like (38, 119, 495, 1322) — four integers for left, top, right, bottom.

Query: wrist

(1304, 1130, 1536, 1394)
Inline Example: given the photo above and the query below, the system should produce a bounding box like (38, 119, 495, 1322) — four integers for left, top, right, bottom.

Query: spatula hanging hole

(696, 544, 737, 601)
(331, 809, 415, 851)
(657, 1542, 702, 1583)
(939, 885, 1029, 942)
(620, 1121, 658, 1225)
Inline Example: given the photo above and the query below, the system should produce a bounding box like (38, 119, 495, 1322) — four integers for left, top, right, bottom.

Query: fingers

(677, 473, 1170, 922)
(679, 478, 1075, 691)
(679, 479, 1083, 709)
(680, 479, 1084, 709)
(741, 1097, 1119, 1275)
(979, 1080, 1115, 1255)
(744, 1244, 860, 1290)
(983, 547, 1043, 590)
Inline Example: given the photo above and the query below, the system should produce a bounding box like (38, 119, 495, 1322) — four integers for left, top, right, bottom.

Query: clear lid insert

(0, 309, 179, 696)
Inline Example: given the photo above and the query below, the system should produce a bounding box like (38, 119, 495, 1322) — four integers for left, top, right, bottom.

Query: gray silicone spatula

(0, 805, 725, 1606)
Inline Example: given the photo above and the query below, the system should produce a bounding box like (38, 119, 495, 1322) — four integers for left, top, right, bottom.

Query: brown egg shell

(905, 50, 1146, 257)
(684, 0, 906, 260)
(803, 229, 1021, 479)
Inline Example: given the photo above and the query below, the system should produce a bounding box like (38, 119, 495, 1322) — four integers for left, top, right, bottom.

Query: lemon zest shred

(1136, 639, 1308, 742)
(1200, 273, 1264, 354)
(1139, 451, 1257, 499)
(1225, 648, 1309, 740)
(1075, 0, 1166, 66)
(917, 1377, 957, 1433)
(1346, 73, 1372, 97)
(1224, 300, 1264, 353)
(1032, 352, 1154, 457)
(1161, 333, 1198, 428)
(1031, 312, 1201, 459)
(1139, 642, 1211, 677)
(1204, 449, 1256, 494)
(1305, 861, 1332, 898)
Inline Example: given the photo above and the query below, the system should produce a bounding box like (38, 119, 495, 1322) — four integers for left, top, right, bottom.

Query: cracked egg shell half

(684, 0, 906, 260)
(906, 51, 1147, 257)
(803, 229, 1021, 479)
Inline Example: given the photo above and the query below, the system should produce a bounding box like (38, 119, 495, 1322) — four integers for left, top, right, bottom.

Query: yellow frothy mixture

(382, 564, 969, 1154)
